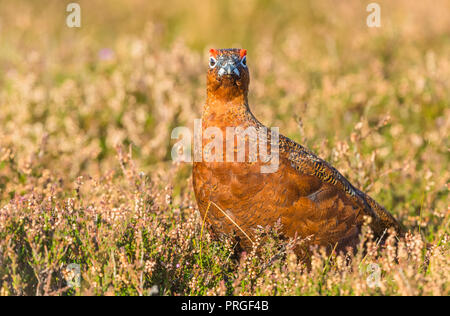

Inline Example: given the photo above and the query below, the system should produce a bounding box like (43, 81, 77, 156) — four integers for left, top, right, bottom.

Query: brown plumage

(193, 48, 403, 258)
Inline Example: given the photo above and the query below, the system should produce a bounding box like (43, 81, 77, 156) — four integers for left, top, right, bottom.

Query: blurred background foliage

(0, 0, 448, 296)
(0, 0, 449, 235)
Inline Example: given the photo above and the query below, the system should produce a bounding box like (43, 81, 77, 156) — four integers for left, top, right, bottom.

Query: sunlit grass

(0, 0, 448, 295)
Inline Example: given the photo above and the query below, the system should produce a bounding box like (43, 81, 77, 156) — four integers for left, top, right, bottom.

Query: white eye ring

(241, 56, 247, 68)
(209, 57, 217, 69)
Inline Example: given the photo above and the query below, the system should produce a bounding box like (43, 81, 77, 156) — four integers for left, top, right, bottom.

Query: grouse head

(207, 48, 250, 100)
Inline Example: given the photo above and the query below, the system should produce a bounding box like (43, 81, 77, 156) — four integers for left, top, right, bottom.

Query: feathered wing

(279, 135, 404, 239)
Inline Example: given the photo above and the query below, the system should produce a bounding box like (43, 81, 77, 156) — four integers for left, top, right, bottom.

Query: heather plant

(0, 0, 448, 296)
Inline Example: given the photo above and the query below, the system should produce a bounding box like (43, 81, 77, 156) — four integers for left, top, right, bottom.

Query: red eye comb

(240, 49, 247, 59)
(209, 48, 218, 58)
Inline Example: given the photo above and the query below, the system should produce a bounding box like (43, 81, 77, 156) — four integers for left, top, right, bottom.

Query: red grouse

(193, 48, 402, 257)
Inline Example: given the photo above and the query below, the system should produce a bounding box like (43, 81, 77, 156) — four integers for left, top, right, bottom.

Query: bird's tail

(364, 194, 405, 238)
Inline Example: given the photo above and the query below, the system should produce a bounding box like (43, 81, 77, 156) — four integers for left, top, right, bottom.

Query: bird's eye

(241, 56, 247, 67)
(209, 57, 217, 69)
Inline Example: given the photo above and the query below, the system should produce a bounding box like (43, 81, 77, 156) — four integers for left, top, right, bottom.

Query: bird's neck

(204, 88, 252, 127)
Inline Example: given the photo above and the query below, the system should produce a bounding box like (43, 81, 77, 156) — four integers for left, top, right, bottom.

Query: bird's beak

(218, 60, 240, 77)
